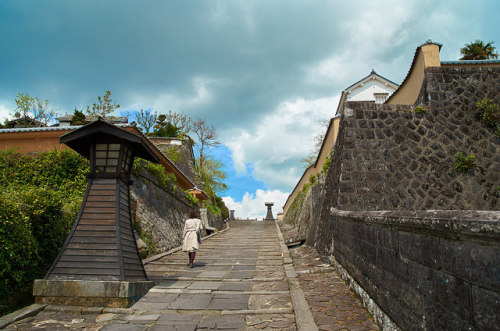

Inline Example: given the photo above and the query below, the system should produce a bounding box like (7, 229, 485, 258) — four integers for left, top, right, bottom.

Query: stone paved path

(288, 245, 379, 331)
(4, 220, 379, 330)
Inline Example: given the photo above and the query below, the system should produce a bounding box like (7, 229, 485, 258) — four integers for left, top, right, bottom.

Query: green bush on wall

(133, 158, 177, 188)
(412, 105, 428, 113)
(184, 191, 199, 207)
(455, 152, 476, 173)
(476, 99, 500, 136)
(321, 154, 331, 175)
(0, 194, 37, 297)
(476, 99, 500, 127)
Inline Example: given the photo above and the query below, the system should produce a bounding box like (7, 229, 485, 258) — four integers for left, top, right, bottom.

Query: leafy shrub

(455, 152, 476, 173)
(412, 106, 428, 113)
(165, 146, 183, 163)
(0, 149, 88, 315)
(133, 158, 177, 188)
(207, 203, 221, 216)
(0, 194, 37, 298)
(476, 99, 500, 128)
(152, 122, 180, 137)
(321, 155, 331, 175)
(216, 196, 229, 220)
(132, 217, 161, 259)
(184, 191, 199, 207)
(71, 109, 87, 125)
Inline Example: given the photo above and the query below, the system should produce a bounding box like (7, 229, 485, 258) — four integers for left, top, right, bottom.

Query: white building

(335, 69, 399, 116)
(283, 70, 398, 214)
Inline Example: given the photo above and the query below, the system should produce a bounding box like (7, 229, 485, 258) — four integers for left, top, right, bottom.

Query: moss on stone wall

(283, 182, 314, 238)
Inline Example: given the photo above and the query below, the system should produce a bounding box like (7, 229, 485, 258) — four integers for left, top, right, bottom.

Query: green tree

(460, 40, 498, 60)
(14, 92, 35, 121)
(162, 110, 192, 137)
(216, 196, 229, 220)
(151, 110, 192, 138)
(71, 108, 87, 125)
(152, 114, 180, 137)
(86, 91, 120, 118)
(197, 157, 229, 217)
(197, 157, 228, 196)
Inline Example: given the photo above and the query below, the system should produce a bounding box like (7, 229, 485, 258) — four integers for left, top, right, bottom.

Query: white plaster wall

(347, 80, 397, 102)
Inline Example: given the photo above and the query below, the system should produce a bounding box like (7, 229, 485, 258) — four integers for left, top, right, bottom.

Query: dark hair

(189, 210, 199, 218)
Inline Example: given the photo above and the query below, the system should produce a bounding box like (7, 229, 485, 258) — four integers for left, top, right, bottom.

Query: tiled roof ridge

(56, 114, 128, 121)
(0, 125, 87, 133)
(344, 69, 399, 92)
(148, 136, 184, 140)
(441, 59, 500, 64)
(417, 39, 442, 49)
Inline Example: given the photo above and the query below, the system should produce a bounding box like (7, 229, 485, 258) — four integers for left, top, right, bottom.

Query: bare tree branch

(33, 98, 56, 127)
(192, 117, 220, 174)
(135, 109, 157, 134)
(301, 118, 330, 168)
(164, 110, 192, 135)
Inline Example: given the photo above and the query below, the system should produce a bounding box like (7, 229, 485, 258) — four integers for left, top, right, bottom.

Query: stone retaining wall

(334, 99, 499, 211)
(303, 66, 500, 218)
(330, 209, 500, 330)
(284, 65, 500, 329)
(282, 181, 314, 238)
(131, 170, 225, 255)
(418, 66, 500, 109)
(206, 210, 225, 230)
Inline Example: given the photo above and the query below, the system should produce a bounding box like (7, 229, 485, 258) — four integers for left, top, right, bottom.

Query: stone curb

(143, 224, 230, 265)
(274, 220, 318, 331)
(0, 304, 47, 329)
(36, 305, 294, 317)
(42, 305, 135, 315)
(157, 276, 284, 282)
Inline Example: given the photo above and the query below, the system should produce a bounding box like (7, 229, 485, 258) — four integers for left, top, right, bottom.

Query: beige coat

(182, 218, 203, 252)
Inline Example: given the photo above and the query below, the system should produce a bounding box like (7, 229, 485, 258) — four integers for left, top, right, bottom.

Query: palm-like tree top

(460, 40, 499, 60)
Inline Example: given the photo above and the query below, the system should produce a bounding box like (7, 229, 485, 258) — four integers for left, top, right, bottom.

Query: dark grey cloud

(0, 1, 344, 123)
(1, 0, 499, 196)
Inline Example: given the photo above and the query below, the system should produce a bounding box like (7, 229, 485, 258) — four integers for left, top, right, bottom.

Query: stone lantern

(264, 202, 275, 220)
(34, 119, 159, 307)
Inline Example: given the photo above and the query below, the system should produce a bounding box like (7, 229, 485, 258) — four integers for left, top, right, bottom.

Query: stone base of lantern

(33, 279, 154, 308)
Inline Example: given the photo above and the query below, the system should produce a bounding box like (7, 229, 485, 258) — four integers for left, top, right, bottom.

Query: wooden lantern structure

(34, 119, 159, 307)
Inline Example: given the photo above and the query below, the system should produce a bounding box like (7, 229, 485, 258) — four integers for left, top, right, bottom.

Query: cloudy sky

(1, 1, 498, 218)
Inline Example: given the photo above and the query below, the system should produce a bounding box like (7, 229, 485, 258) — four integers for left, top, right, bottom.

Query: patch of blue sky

(124, 115, 267, 203)
(210, 144, 267, 201)
(122, 110, 139, 122)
